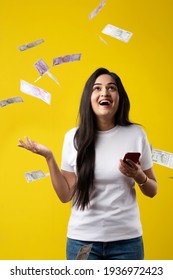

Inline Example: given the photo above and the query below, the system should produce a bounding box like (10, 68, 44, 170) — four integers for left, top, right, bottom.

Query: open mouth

(99, 100, 111, 106)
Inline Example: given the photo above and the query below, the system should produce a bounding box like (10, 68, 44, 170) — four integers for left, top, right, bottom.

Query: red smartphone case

(123, 152, 141, 164)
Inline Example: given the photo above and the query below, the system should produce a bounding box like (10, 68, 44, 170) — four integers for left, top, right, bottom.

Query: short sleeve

(61, 128, 77, 173)
(140, 128, 153, 171)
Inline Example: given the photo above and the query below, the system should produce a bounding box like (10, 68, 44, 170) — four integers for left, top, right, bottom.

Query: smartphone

(123, 152, 141, 164)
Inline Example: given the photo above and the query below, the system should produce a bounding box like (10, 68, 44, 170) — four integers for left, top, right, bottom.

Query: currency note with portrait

(34, 58, 49, 76)
(76, 244, 93, 260)
(24, 170, 50, 183)
(0, 96, 23, 107)
(152, 149, 173, 169)
(89, 0, 106, 20)
(18, 39, 44, 51)
(53, 53, 81, 66)
(20, 80, 51, 105)
(102, 24, 133, 43)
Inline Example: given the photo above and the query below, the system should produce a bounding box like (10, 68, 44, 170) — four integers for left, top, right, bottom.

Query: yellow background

(0, 0, 173, 260)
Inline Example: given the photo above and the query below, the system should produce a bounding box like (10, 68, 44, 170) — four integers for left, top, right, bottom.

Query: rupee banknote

(33, 58, 60, 85)
(35, 71, 60, 85)
(98, 34, 109, 45)
(47, 71, 60, 86)
(152, 149, 173, 169)
(34, 58, 49, 76)
(102, 24, 133, 43)
(20, 80, 51, 105)
(18, 39, 44, 51)
(24, 170, 50, 183)
(0, 96, 23, 107)
(89, 0, 106, 20)
(76, 244, 93, 260)
(53, 53, 81, 66)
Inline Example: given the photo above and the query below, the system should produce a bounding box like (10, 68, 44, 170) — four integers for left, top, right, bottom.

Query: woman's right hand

(17, 136, 53, 160)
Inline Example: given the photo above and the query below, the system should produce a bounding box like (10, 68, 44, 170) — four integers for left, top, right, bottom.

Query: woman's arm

(46, 153, 76, 202)
(18, 136, 76, 203)
(134, 167, 158, 197)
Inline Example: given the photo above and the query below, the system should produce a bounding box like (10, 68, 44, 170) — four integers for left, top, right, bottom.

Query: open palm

(17, 136, 52, 159)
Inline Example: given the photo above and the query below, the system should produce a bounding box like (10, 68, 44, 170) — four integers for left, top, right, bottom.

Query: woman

(18, 67, 158, 260)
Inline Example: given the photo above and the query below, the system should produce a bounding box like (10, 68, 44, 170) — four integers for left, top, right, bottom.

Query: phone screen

(123, 152, 141, 164)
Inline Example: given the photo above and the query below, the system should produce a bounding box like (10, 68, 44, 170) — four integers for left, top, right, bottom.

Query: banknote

(18, 39, 44, 51)
(89, 0, 106, 20)
(47, 71, 60, 86)
(76, 244, 93, 260)
(34, 76, 42, 83)
(20, 80, 51, 105)
(34, 71, 60, 86)
(0, 96, 23, 107)
(24, 170, 50, 183)
(98, 34, 109, 45)
(102, 24, 133, 43)
(33, 58, 60, 85)
(152, 149, 173, 169)
(53, 53, 81, 66)
(34, 58, 49, 76)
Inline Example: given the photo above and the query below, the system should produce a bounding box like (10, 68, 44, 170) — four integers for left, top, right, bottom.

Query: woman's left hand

(119, 159, 158, 198)
(119, 159, 142, 179)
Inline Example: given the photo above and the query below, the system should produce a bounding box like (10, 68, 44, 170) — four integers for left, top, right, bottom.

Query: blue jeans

(66, 236, 144, 260)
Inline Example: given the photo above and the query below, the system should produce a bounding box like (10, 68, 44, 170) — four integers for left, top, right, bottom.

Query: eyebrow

(93, 82, 117, 86)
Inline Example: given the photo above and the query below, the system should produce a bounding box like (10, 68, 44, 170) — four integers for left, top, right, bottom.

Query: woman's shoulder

(121, 124, 146, 135)
(64, 127, 78, 139)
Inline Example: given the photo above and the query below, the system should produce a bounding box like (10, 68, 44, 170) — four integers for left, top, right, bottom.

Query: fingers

(17, 138, 28, 148)
(24, 136, 33, 145)
(17, 136, 37, 153)
(119, 159, 138, 178)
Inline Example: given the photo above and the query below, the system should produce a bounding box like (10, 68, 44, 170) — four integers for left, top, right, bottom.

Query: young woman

(18, 67, 158, 260)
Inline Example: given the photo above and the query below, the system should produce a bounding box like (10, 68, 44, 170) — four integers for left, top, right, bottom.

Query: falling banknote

(89, 0, 106, 20)
(24, 170, 50, 183)
(46, 71, 60, 86)
(0, 96, 23, 107)
(18, 39, 44, 51)
(102, 24, 133, 43)
(152, 149, 173, 169)
(97, 34, 109, 45)
(76, 244, 93, 260)
(34, 58, 50, 76)
(53, 53, 81, 66)
(34, 58, 60, 85)
(20, 80, 51, 104)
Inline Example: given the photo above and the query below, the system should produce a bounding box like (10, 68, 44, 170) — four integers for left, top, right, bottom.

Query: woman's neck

(96, 119, 115, 131)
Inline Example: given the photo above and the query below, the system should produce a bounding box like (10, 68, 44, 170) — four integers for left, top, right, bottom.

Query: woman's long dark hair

(73, 68, 133, 210)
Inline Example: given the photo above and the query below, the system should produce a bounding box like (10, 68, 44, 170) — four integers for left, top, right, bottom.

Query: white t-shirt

(61, 124, 152, 242)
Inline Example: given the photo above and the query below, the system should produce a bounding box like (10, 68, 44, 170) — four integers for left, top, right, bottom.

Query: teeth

(99, 100, 111, 105)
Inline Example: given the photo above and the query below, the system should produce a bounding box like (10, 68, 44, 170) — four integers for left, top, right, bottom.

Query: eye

(93, 86, 101, 91)
(107, 86, 118, 92)
(108, 86, 118, 92)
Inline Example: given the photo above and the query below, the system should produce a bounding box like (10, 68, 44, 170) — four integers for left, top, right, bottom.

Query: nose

(101, 90, 109, 97)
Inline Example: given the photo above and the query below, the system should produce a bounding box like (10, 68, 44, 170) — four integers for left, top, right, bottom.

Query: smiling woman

(0, 0, 172, 262)
(91, 74, 120, 131)
(18, 67, 158, 260)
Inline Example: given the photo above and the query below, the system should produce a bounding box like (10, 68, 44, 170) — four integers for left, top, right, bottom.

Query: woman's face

(91, 74, 119, 123)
